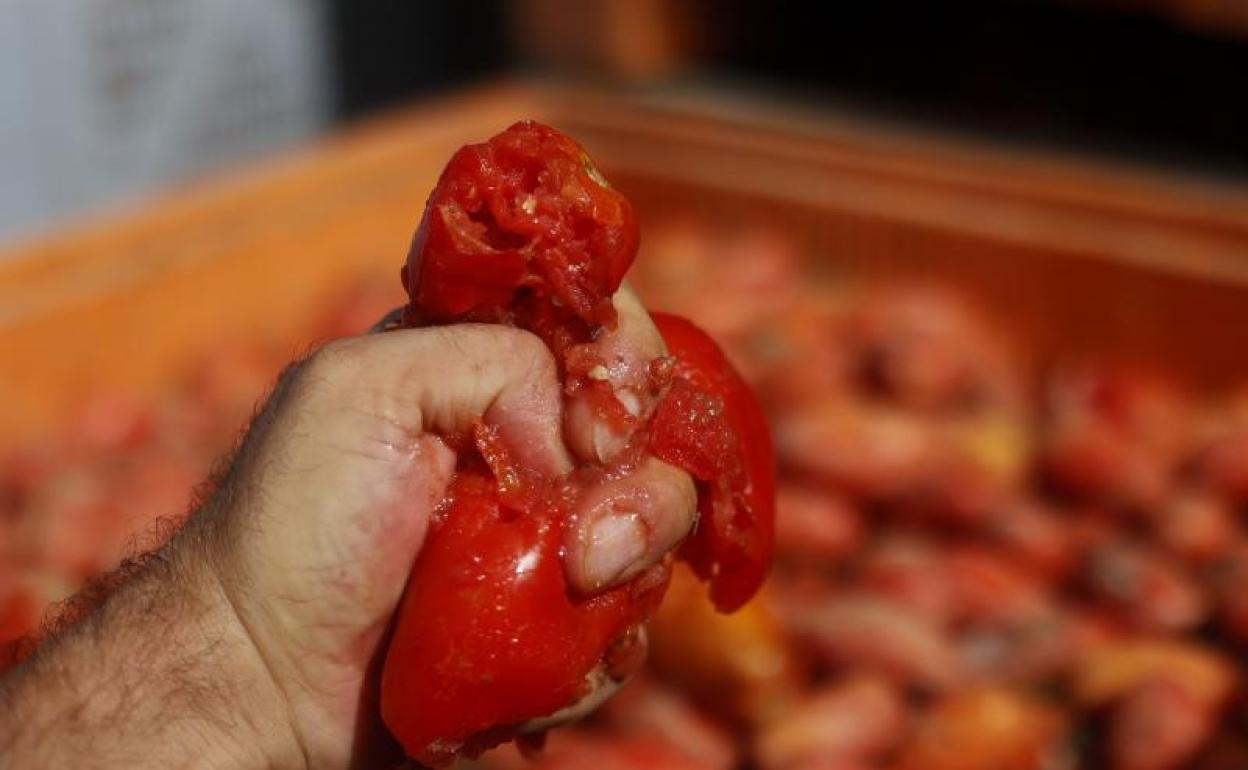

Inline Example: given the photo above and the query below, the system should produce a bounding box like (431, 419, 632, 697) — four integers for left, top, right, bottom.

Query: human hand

(0, 287, 696, 770)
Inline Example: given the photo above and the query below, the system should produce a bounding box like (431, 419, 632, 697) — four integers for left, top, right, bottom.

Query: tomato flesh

(403, 120, 638, 343)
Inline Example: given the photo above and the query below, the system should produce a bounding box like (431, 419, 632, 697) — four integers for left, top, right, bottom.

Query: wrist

(0, 536, 308, 770)
(181, 542, 314, 770)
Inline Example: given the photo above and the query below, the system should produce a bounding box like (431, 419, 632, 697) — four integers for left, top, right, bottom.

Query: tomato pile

(475, 219, 1248, 770)
(6, 142, 1248, 769)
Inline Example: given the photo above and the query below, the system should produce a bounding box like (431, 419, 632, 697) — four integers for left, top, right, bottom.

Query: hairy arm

(0, 527, 305, 769)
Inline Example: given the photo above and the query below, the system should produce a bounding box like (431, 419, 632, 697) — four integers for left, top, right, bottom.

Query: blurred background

(3, 0, 1248, 241)
(5, 3, 1248, 770)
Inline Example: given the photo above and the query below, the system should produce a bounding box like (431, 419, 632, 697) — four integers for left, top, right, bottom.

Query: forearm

(0, 533, 304, 770)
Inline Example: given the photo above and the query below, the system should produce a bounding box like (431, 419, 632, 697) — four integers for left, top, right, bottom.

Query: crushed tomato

(380, 121, 775, 765)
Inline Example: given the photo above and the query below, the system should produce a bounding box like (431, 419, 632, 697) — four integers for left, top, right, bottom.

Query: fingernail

(592, 422, 628, 463)
(617, 388, 642, 418)
(582, 512, 647, 590)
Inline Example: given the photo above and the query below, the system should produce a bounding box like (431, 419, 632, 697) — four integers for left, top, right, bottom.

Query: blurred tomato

(753, 675, 906, 770)
(649, 567, 800, 726)
(600, 677, 737, 770)
(895, 688, 1068, 770)
(1109, 677, 1221, 770)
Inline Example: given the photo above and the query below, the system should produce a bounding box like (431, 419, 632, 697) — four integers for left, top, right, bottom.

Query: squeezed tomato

(380, 121, 776, 764)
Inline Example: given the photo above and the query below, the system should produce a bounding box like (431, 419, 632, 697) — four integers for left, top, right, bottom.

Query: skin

(0, 290, 697, 770)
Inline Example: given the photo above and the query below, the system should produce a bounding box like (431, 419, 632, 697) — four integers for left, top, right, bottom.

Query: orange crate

(3, 82, 1248, 442)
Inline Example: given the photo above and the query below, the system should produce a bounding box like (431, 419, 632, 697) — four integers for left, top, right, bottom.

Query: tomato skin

(650, 313, 776, 612)
(382, 470, 670, 764)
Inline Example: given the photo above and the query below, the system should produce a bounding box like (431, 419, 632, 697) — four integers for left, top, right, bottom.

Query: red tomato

(773, 484, 864, 564)
(512, 732, 721, 770)
(382, 471, 668, 764)
(753, 675, 907, 770)
(896, 688, 1067, 770)
(380, 122, 775, 764)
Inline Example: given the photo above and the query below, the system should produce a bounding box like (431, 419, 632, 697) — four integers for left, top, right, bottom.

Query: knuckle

(487, 325, 550, 362)
(515, 334, 559, 383)
(460, 324, 555, 386)
(303, 338, 364, 384)
(292, 338, 371, 406)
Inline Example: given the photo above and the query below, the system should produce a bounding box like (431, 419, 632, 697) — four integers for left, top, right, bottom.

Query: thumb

(216, 322, 574, 621)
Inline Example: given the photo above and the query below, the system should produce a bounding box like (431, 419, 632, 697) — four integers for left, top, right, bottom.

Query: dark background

(330, 1, 511, 116)
(330, 0, 1248, 176)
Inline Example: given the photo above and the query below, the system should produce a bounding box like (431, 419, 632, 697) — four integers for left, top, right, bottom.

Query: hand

(0, 288, 696, 770)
